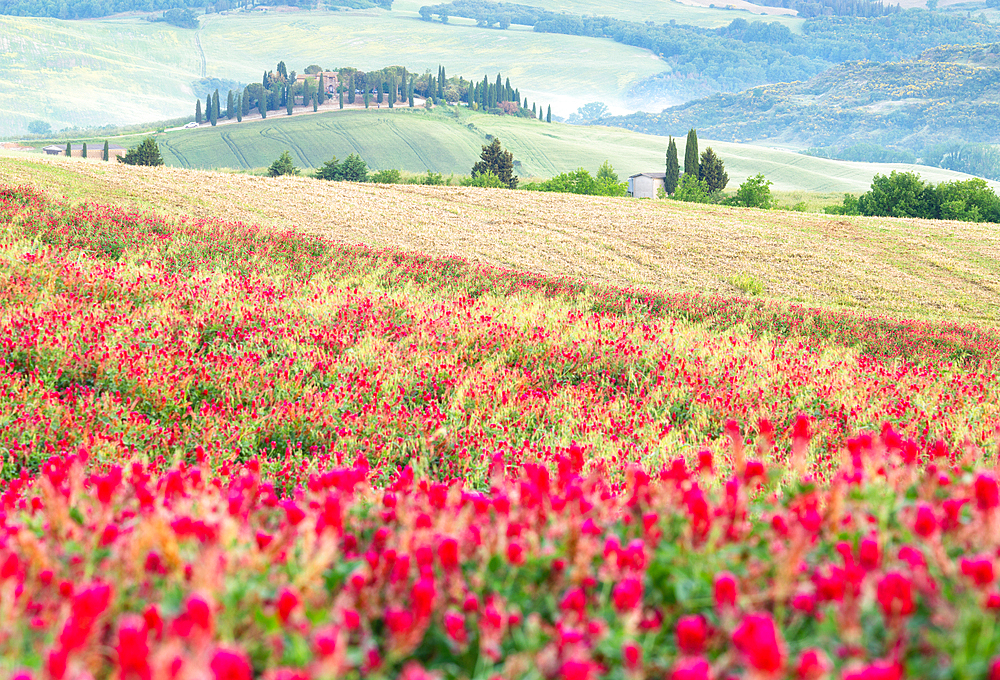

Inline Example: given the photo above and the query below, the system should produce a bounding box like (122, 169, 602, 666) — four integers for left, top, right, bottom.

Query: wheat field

(3, 155, 999, 325)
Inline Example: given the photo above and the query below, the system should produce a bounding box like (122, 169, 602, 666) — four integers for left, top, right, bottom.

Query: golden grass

(4, 154, 1000, 326)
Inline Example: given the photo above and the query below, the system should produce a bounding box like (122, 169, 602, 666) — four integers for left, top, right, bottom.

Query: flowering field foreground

(3, 185, 1000, 678)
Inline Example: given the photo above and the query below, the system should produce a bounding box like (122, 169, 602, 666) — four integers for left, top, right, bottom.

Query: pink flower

(116, 615, 150, 680)
(732, 613, 784, 673)
(622, 642, 642, 671)
(913, 505, 937, 537)
(676, 615, 707, 655)
(210, 648, 252, 680)
(795, 648, 830, 680)
(961, 557, 996, 587)
(670, 657, 712, 680)
(612, 577, 643, 612)
(276, 588, 299, 623)
(975, 474, 999, 511)
(437, 537, 459, 571)
(714, 572, 738, 611)
(876, 572, 915, 618)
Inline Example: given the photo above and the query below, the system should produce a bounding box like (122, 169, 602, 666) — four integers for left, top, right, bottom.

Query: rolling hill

(19, 106, 998, 193)
(598, 44, 1000, 162)
(3, 153, 1000, 325)
(0, 8, 668, 137)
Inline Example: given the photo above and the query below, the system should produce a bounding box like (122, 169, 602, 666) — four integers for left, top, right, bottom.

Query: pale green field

(47, 106, 996, 193)
(0, 15, 202, 136)
(391, 0, 804, 30)
(0, 8, 672, 138)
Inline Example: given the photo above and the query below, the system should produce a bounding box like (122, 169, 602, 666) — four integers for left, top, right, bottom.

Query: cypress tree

(242, 87, 250, 116)
(205, 95, 212, 122)
(388, 77, 394, 108)
(260, 95, 267, 119)
(439, 66, 446, 98)
(364, 90, 370, 108)
(684, 128, 699, 176)
(349, 74, 356, 104)
(318, 74, 325, 105)
(546, 105, 551, 123)
(376, 83, 382, 105)
(213, 90, 220, 119)
(82, 142, 87, 158)
(196, 99, 202, 124)
(236, 94, 243, 122)
(698, 147, 729, 192)
(538, 107, 542, 121)
(209, 96, 218, 126)
(665, 137, 679, 195)
(495, 73, 503, 102)
(339, 88, 344, 109)
(409, 79, 415, 107)
(313, 94, 318, 112)
(65, 142, 71, 156)
(263, 70, 268, 89)
(505, 77, 512, 101)
(287, 89, 294, 115)
(103, 140, 109, 161)
(226, 90, 234, 119)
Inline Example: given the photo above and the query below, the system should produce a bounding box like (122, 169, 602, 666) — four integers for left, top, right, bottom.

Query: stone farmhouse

(43, 143, 125, 159)
(295, 72, 339, 95)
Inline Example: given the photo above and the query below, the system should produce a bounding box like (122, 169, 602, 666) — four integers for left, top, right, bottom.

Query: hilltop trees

(472, 137, 518, 189)
(684, 128, 699, 176)
(314, 154, 370, 182)
(118, 137, 164, 166)
(665, 137, 679, 195)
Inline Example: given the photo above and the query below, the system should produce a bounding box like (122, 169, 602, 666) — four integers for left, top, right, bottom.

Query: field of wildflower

(4, 181, 1000, 680)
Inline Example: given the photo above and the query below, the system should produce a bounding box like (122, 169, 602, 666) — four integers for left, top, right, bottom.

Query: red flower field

(2, 184, 1000, 679)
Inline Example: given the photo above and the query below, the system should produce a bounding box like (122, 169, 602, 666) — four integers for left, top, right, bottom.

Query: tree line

(193, 62, 553, 126)
(826, 171, 1000, 223)
(0, 0, 323, 20)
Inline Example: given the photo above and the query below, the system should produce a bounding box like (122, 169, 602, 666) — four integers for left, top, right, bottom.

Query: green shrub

(729, 272, 765, 296)
(369, 169, 403, 184)
(461, 170, 505, 188)
(267, 151, 299, 177)
(731, 173, 773, 209)
(671, 174, 713, 204)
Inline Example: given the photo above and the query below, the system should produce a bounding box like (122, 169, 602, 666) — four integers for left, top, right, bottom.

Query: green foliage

(155, 8, 198, 29)
(729, 272, 765, 296)
(521, 165, 626, 196)
(267, 150, 299, 177)
(461, 169, 505, 188)
(732, 173, 772, 209)
(684, 129, 699, 177)
(858, 171, 930, 218)
(929, 178, 1000, 223)
(370, 168, 403, 184)
(339, 153, 369, 182)
(414, 170, 445, 185)
(118, 137, 164, 167)
(102, 140, 109, 162)
(64, 142, 71, 157)
(472, 137, 518, 189)
(824, 194, 861, 215)
(195, 99, 202, 125)
(313, 156, 341, 181)
(671, 173, 712, 203)
(698, 147, 728, 192)
(665, 137, 679, 195)
(27, 121, 51, 136)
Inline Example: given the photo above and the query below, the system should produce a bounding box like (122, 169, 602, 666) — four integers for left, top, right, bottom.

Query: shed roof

(630, 172, 667, 179)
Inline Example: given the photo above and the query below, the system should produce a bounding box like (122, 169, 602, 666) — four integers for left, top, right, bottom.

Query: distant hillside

(598, 44, 1000, 174)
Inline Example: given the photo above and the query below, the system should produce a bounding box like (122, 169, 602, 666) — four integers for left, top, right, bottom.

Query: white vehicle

(184, 122, 199, 129)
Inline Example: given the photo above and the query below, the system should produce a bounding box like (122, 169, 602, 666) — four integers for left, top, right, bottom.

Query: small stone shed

(627, 172, 666, 199)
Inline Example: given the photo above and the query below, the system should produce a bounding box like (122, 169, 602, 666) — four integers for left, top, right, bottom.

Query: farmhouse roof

(629, 172, 667, 178)
(43, 143, 125, 150)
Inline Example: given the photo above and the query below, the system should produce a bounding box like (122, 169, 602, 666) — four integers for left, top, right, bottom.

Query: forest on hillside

(421, 0, 1000, 94)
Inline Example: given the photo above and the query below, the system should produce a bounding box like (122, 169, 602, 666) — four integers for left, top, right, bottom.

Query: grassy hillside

(43, 106, 997, 190)
(3, 154, 1000, 325)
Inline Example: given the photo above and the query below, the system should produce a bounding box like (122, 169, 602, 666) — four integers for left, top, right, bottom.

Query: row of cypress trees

(664, 129, 728, 195)
(62, 140, 112, 160)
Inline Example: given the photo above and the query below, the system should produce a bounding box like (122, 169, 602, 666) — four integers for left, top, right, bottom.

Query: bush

(461, 170, 505, 188)
(267, 151, 299, 177)
(118, 137, 164, 167)
(671, 174, 713, 204)
(521, 167, 626, 197)
(858, 171, 929, 218)
(731, 173, 773, 209)
(313, 154, 368, 182)
(729, 272, 765, 296)
(824, 194, 861, 215)
(370, 168, 403, 184)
